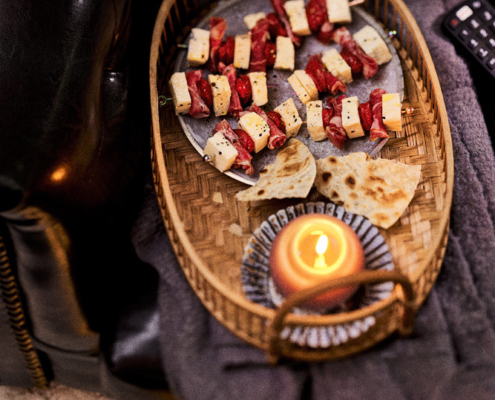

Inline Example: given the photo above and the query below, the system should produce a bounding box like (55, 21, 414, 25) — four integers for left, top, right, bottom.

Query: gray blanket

(132, 0, 495, 398)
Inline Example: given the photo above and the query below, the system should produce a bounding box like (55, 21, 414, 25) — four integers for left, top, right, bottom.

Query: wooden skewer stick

(349, 0, 365, 7)
(401, 107, 415, 115)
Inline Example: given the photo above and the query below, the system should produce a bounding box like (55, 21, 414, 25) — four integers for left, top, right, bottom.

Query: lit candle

(269, 214, 365, 310)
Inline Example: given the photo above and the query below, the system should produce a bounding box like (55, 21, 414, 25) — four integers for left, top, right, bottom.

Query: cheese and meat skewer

(205, 120, 255, 174)
(237, 112, 271, 153)
(287, 54, 346, 105)
(246, 104, 287, 150)
(333, 27, 378, 79)
(306, 54, 347, 95)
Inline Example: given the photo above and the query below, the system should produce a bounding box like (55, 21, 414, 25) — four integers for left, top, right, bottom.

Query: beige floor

(0, 383, 113, 400)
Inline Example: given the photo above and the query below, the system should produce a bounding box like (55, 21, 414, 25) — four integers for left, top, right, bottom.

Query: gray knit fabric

(131, 0, 495, 398)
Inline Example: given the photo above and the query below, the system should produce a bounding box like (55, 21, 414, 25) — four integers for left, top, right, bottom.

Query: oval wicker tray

(150, 0, 454, 362)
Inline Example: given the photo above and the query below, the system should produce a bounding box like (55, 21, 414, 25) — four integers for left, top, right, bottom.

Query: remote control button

(486, 57, 495, 69)
(469, 38, 480, 48)
(478, 28, 489, 39)
(471, 1, 482, 10)
(469, 18, 481, 30)
(490, 20, 495, 33)
(483, 11, 493, 22)
(457, 5, 474, 21)
(478, 47, 489, 59)
(449, 17, 460, 29)
(459, 28, 470, 40)
(489, 38, 495, 48)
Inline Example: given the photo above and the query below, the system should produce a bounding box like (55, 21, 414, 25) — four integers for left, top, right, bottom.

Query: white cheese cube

(237, 112, 270, 153)
(322, 48, 353, 84)
(244, 12, 266, 30)
(208, 75, 231, 117)
(341, 97, 365, 139)
(234, 34, 251, 70)
(204, 131, 238, 172)
(187, 28, 210, 66)
(168, 72, 191, 116)
(274, 36, 295, 71)
(247, 72, 268, 106)
(287, 73, 311, 104)
(274, 98, 303, 138)
(382, 93, 402, 131)
(327, 0, 352, 24)
(284, 0, 312, 36)
(294, 70, 319, 101)
(306, 101, 326, 141)
(353, 25, 393, 65)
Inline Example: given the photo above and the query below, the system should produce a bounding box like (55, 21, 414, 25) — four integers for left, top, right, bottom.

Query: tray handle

(266, 269, 415, 364)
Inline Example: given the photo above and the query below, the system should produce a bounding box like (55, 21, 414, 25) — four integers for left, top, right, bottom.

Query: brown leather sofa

(0, 0, 173, 398)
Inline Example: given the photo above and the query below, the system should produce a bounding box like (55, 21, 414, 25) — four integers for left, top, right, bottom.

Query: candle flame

(316, 235, 328, 255)
(314, 235, 328, 269)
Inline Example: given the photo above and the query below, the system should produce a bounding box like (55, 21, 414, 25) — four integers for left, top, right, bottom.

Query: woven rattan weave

(150, 0, 453, 362)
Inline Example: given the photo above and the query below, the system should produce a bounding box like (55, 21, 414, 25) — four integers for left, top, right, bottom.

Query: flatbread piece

(235, 139, 316, 201)
(315, 152, 421, 229)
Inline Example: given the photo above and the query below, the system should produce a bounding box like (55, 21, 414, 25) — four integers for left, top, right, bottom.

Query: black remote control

(443, 0, 495, 77)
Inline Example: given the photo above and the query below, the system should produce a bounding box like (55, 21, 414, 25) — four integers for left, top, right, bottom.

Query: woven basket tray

(150, 0, 454, 362)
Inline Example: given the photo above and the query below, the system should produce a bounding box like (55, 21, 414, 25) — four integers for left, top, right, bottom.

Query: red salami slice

(248, 104, 287, 150)
(265, 40, 277, 68)
(186, 70, 210, 119)
(305, 54, 328, 93)
(235, 75, 252, 106)
(333, 27, 378, 79)
(340, 47, 363, 75)
(218, 62, 243, 119)
(218, 35, 235, 66)
(325, 96, 347, 149)
(234, 129, 255, 153)
(206, 17, 227, 73)
(358, 101, 373, 132)
(324, 71, 346, 95)
(266, 12, 287, 38)
(306, 0, 334, 43)
(249, 19, 271, 72)
(198, 78, 213, 109)
(322, 107, 334, 129)
(213, 120, 254, 175)
(266, 111, 286, 134)
(369, 88, 389, 141)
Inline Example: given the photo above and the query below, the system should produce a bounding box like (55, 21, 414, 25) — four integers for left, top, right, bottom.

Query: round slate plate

(174, 0, 404, 185)
(241, 201, 395, 348)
